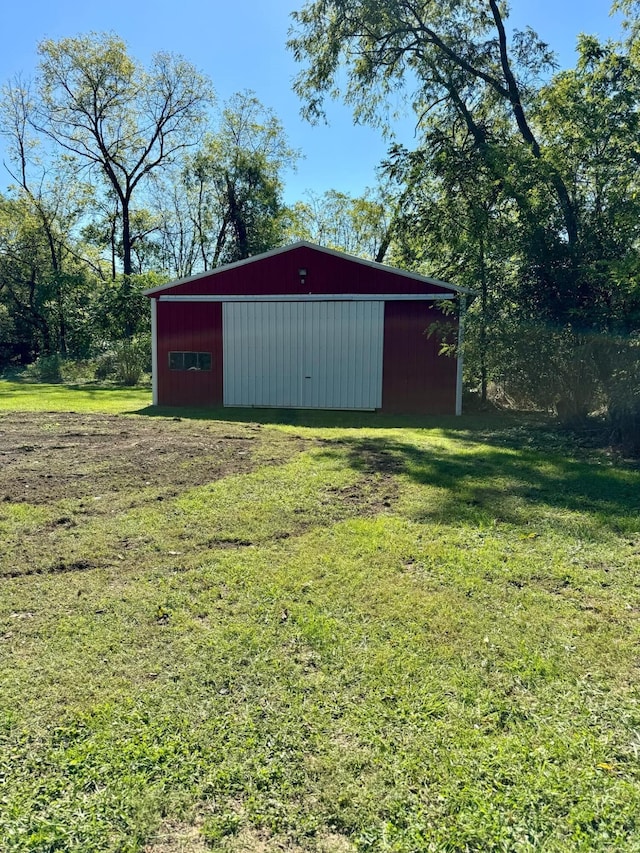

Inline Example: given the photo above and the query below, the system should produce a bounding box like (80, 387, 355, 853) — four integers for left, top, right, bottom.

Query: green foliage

(166, 91, 299, 272)
(36, 33, 213, 277)
(62, 338, 151, 387)
(533, 36, 640, 329)
(0, 303, 20, 366)
(0, 191, 97, 366)
(321, 4, 640, 418)
(201, 812, 242, 842)
(477, 324, 640, 452)
(601, 334, 640, 452)
(0, 68, 297, 366)
(93, 352, 118, 382)
(93, 274, 156, 343)
(286, 187, 393, 261)
(30, 353, 63, 383)
(488, 325, 602, 417)
(111, 335, 151, 386)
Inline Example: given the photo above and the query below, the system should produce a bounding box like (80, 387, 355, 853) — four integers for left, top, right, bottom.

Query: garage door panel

(223, 302, 302, 407)
(223, 301, 383, 409)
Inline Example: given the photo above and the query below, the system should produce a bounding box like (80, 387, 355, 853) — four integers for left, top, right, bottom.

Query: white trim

(455, 295, 467, 416)
(143, 241, 474, 297)
(157, 293, 455, 303)
(150, 298, 158, 406)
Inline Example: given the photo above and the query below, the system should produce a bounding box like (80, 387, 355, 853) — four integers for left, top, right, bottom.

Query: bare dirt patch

(0, 412, 297, 505)
(143, 819, 209, 853)
(143, 822, 355, 853)
(220, 828, 356, 852)
(0, 412, 399, 580)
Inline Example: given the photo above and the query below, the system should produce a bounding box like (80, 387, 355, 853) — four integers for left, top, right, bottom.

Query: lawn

(1, 382, 639, 852)
(0, 380, 152, 414)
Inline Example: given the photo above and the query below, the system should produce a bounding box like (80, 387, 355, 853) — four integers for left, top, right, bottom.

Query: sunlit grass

(0, 380, 151, 413)
(1, 392, 640, 851)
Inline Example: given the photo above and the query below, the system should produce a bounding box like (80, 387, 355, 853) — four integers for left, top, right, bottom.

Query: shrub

(604, 335, 640, 454)
(93, 336, 151, 386)
(94, 352, 117, 381)
(58, 359, 100, 384)
(32, 354, 63, 384)
(486, 324, 604, 421)
(113, 336, 151, 386)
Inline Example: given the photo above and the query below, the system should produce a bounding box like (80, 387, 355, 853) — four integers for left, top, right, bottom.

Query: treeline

(1, 6, 640, 447)
(0, 35, 289, 372)
(289, 0, 640, 446)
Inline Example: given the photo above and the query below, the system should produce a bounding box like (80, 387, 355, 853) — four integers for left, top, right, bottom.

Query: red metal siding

(156, 301, 223, 406)
(157, 246, 453, 298)
(151, 245, 461, 413)
(382, 302, 457, 414)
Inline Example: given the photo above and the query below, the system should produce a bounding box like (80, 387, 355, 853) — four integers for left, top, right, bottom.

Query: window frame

(168, 351, 212, 371)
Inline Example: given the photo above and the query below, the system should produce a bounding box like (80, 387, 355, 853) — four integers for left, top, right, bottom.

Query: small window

(169, 351, 183, 370)
(168, 351, 212, 371)
(184, 351, 198, 370)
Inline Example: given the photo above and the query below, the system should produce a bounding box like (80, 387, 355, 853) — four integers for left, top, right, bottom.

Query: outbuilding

(144, 241, 470, 414)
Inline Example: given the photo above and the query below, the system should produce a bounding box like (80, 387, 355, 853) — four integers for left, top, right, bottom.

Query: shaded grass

(1, 397, 640, 851)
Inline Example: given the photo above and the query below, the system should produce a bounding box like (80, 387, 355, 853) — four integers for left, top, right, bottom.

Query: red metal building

(145, 241, 469, 414)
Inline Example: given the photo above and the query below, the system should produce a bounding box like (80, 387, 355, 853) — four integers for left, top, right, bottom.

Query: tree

(290, 2, 640, 409)
(286, 187, 394, 261)
(155, 92, 299, 274)
(0, 192, 96, 364)
(383, 127, 513, 403)
(288, 0, 581, 260)
(150, 173, 200, 279)
(33, 33, 212, 293)
(534, 34, 640, 332)
(0, 80, 99, 363)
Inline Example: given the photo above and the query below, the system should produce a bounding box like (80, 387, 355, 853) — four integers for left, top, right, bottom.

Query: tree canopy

(33, 34, 213, 278)
(0, 34, 297, 367)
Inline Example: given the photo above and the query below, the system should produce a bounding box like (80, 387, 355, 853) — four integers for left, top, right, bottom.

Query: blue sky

(0, 0, 626, 204)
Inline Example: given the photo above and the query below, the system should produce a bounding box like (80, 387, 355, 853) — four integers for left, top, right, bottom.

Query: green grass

(0, 379, 151, 413)
(1, 384, 640, 851)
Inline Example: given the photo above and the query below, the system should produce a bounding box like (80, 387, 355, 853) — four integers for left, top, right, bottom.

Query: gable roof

(143, 240, 474, 296)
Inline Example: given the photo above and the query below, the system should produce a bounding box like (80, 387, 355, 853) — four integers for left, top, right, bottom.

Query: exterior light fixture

(298, 267, 307, 285)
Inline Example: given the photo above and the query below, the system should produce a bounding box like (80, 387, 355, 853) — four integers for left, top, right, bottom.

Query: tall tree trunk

(110, 206, 118, 281)
(120, 200, 136, 338)
(56, 280, 67, 356)
(487, 0, 579, 250)
(478, 231, 488, 404)
(121, 201, 133, 277)
(226, 177, 249, 260)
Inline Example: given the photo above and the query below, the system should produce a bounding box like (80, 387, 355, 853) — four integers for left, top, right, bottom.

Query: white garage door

(223, 301, 384, 409)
